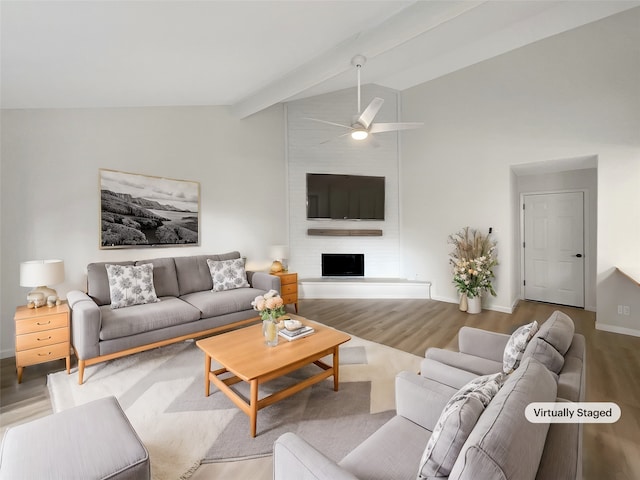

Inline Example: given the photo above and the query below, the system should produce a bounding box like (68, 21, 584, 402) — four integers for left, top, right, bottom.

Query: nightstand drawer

(16, 342, 69, 367)
(277, 273, 297, 285)
(15, 313, 68, 335)
(16, 327, 69, 351)
(281, 284, 297, 295)
(281, 294, 297, 305)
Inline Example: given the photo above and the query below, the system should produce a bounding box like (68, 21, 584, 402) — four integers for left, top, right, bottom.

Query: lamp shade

(20, 260, 65, 287)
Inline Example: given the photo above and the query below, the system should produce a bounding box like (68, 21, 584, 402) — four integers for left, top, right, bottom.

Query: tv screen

(306, 173, 385, 220)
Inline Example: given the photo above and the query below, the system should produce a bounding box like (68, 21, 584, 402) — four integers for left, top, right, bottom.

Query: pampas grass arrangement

(448, 227, 498, 298)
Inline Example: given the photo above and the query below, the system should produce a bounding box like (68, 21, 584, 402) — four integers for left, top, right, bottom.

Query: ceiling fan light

(351, 129, 368, 140)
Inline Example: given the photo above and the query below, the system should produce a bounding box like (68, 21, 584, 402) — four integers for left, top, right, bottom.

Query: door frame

(519, 188, 591, 306)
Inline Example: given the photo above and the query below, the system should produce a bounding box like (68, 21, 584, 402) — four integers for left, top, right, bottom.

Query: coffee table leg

(204, 354, 211, 396)
(333, 346, 340, 391)
(250, 379, 258, 437)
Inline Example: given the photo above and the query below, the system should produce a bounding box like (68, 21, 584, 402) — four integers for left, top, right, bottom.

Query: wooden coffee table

(195, 316, 351, 437)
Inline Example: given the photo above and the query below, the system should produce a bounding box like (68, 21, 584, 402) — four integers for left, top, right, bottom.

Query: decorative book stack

(279, 325, 315, 341)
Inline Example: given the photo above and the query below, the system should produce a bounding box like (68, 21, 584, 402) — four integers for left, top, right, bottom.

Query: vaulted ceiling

(2, 1, 637, 117)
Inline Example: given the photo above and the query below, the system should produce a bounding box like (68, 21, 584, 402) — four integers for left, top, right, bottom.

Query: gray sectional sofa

(274, 311, 585, 480)
(67, 251, 278, 384)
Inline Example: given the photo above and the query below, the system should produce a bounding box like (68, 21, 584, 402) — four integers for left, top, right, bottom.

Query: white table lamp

(269, 245, 289, 273)
(20, 259, 65, 307)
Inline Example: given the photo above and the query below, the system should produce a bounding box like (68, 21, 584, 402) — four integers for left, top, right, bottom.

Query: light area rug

(48, 332, 421, 480)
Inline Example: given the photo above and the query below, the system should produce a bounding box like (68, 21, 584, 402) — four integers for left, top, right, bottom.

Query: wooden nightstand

(14, 302, 71, 383)
(274, 272, 298, 312)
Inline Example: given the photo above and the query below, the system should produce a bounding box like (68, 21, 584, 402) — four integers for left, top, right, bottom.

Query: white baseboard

(1, 348, 14, 360)
(595, 322, 640, 338)
(299, 278, 431, 299)
(431, 294, 513, 314)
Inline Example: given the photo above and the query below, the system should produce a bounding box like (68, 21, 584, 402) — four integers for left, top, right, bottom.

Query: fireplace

(322, 254, 364, 277)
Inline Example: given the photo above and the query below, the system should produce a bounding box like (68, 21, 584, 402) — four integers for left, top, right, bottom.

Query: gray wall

(400, 8, 639, 326)
(0, 105, 286, 357)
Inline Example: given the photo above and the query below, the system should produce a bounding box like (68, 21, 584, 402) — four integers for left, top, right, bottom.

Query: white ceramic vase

(466, 294, 482, 314)
(459, 294, 468, 312)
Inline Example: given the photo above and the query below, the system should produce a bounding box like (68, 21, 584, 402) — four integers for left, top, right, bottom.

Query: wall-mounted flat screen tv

(306, 173, 385, 220)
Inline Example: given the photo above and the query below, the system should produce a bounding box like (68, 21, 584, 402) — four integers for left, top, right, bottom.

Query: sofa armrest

(67, 290, 101, 360)
(395, 371, 456, 431)
(273, 432, 359, 480)
(458, 326, 510, 362)
(247, 271, 280, 292)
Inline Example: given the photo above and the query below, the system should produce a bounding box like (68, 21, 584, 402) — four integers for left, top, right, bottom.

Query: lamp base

(269, 261, 284, 274)
(27, 286, 58, 308)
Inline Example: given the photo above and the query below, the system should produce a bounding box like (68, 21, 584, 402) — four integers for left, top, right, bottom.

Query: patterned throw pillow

(503, 321, 539, 373)
(105, 263, 160, 309)
(418, 372, 507, 478)
(206, 258, 250, 292)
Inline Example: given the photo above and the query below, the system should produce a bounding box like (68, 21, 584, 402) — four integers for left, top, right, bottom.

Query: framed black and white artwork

(99, 169, 200, 249)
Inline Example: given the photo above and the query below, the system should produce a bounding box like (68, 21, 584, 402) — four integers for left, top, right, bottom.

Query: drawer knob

(36, 320, 51, 326)
(38, 352, 52, 357)
(37, 336, 52, 341)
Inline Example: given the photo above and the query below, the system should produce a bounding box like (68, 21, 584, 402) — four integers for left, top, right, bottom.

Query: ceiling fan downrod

(351, 55, 366, 114)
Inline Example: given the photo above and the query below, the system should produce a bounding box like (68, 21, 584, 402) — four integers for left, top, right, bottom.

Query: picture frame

(99, 169, 200, 249)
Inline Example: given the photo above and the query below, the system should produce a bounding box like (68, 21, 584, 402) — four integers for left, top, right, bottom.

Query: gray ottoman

(0, 396, 150, 480)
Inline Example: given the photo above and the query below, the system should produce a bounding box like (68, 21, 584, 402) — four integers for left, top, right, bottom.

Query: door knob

(574, 254, 583, 258)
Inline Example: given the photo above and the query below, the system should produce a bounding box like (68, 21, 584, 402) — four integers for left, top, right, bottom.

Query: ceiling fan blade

(303, 117, 352, 130)
(369, 122, 424, 134)
(318, 131, 352, 145)
(357, 97, 384, 129)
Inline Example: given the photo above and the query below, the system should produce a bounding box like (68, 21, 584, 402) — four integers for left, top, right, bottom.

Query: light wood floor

(2, 299, 639, 479)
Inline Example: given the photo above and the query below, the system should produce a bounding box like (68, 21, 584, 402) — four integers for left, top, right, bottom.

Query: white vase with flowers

(251, 289, 286, 346)
(448, 227, 498, 314)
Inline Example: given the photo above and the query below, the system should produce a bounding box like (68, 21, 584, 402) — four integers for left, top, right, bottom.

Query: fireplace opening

(322, 254, 364, 277)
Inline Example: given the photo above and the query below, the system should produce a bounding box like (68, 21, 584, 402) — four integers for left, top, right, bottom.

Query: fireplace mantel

(308, 229, 382, 236)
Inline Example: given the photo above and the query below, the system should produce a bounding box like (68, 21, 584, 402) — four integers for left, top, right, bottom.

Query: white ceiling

(2, 1, 638, 117)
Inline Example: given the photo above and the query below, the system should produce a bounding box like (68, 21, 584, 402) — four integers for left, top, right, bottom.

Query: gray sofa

(274, 311, 585, 480)
(68, 251, 279, 384)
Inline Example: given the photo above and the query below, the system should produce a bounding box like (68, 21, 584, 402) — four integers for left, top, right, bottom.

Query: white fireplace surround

(299, 277, 431, 300)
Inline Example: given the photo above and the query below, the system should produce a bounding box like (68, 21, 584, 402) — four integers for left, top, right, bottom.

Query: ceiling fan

(305, 55, 423, 143)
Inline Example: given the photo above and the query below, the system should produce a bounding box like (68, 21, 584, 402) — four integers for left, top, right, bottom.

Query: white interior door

(523, 192, 585, 308)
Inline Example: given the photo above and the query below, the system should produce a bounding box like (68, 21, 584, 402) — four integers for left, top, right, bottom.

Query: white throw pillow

(503, 320, 539, 374)
(207, 258, 250, 292)
(105, 263, 160, 309)
(418, 372, 507, 478)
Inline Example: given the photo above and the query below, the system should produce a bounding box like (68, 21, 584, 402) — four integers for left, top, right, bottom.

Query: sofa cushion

(174, 252, 241, 295)
(536, 399, 583, 480)
(105, 264, 160, 309)
(180, 287, 263, 318)
(99, 297, 201, 340)
(207, 258, 250, 291)
(418, 372, 506, 478)
(87, 261, 135, 306)
(530, 310, 575, 355)
(520, 311, 575, 375)
(449, 357, 557, 480)
(338, 415, 430, 480)
(503, 321, 538, 374)
(135, 257, 179, 298)
(522, 338, 565, 375)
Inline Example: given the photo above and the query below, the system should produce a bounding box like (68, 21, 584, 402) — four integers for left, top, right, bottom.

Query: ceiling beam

(230, 1, 486, 119)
